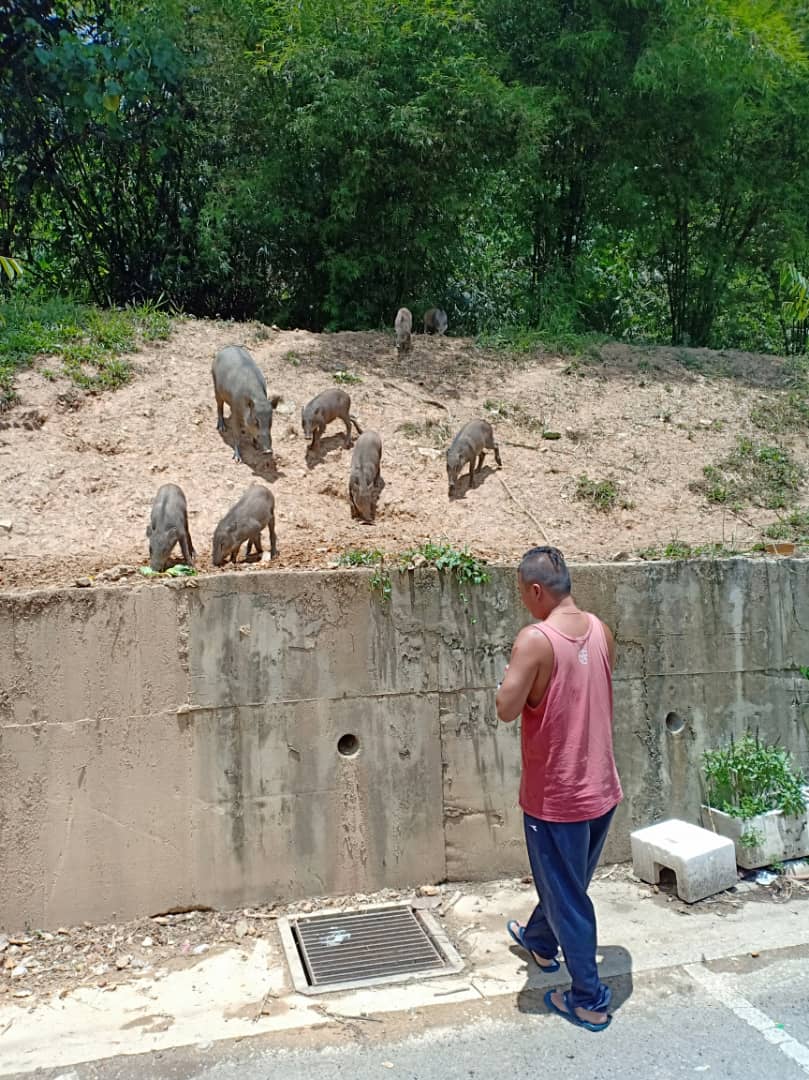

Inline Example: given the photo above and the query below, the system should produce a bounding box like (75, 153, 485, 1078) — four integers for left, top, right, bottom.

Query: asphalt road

(30, 942, 809, 1080)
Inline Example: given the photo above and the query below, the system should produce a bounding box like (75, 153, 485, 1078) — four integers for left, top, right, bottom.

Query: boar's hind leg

(493, 442, 503, 468)
(268, 517, 278, 559)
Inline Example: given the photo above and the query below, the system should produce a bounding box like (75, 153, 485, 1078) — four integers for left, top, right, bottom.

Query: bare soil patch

(0, 319, 806, 591)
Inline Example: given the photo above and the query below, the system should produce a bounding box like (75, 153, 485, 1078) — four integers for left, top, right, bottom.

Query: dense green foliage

(0, 292, 170, 406)
(703, 733, 807, 821)
(2, 0, 809, 346)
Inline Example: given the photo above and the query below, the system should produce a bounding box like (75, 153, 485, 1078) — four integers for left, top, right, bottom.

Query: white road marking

(686, 963, 809, 1076)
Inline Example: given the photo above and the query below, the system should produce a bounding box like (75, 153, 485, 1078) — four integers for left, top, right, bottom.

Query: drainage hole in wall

(665, 711, 686, 735)
(338, 733, 360, 758)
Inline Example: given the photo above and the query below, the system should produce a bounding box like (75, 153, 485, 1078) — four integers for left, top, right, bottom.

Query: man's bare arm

(602, 621, 616, 670)
(495, 627, 552, 723)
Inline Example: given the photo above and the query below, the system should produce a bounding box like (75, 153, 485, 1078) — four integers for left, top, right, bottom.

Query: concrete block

(630, 819, 737, 903)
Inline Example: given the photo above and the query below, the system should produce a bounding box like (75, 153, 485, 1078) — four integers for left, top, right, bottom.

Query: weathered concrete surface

(1, 558, 808, 929)
(1, 874, 808, 1077)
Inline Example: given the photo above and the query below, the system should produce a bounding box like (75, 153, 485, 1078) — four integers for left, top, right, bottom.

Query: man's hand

(495, 627, 553, 723)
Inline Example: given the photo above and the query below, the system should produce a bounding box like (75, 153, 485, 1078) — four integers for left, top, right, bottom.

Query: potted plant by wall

(701, 732, 809, 870)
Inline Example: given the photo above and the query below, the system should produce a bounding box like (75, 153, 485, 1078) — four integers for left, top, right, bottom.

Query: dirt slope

(0, 318, 805, 590)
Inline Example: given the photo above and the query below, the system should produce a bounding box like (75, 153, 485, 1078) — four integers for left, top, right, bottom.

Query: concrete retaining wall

(2, 559, 808, 930)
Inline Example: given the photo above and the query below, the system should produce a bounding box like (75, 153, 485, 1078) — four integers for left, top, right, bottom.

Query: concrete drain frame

(278, 901, 465, 995)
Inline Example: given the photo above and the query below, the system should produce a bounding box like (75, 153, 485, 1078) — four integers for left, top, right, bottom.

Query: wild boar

(301, 388, 362, 452)
(395, 307, 413, 354)
(212, 345, 281, 463)
(212, 484, 278, 566)
(423, 307, 448, 335)
(349, 430, 385, 522)
(446, 419, 502, 496)
(146, 483, 195, 571)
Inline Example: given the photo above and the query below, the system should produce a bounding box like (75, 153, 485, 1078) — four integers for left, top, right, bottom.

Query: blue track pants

(522, 805, 616, 1012)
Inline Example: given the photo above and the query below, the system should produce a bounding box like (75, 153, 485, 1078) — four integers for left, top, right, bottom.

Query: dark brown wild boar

(147, 483, 195, 571)
(212, 484, 277, 566)
(446, 419, 502, 497)
(423, 307, 448, 335)
(349, 430, 384, 522)
(212, 345, 281, 463)
(395, 308, 413, 354)
(301, 388, 362, 452)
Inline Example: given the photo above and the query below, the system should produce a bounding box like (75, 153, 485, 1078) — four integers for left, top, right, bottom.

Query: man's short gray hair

(518, 546, 571, 596)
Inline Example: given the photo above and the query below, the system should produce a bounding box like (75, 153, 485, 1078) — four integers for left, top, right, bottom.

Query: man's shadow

(515, 944, 634, 1017)
(449, 464, 498, 500)
(217, 424, 282, 481)
(305, 433, 352, 470)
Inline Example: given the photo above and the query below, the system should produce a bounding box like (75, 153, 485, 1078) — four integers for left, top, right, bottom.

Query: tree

(0, 1, 217, 304)
(627, 0, 809, 345)
(243, 0, 510, 328)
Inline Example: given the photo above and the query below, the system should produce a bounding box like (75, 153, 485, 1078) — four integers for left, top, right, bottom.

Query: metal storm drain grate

(278, 902, 464, 994)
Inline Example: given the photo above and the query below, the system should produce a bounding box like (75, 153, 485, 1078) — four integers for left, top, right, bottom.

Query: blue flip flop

(544, 989, 611, 1032)
(506, 920, 560, 972)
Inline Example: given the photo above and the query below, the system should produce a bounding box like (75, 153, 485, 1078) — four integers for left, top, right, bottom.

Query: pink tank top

(519, 613, 622, 822)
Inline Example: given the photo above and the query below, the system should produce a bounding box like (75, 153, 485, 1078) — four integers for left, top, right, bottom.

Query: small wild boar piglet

(395, 307, 413, 354)
(302, 388, 362, 452)
(212, 345, 281, 463)
(147, 483, 195, 572)
(446, 419, 502, 497)
(212, 484, 278, 566)
(349, 431, 385, 523)
(423, 307, 448, 335)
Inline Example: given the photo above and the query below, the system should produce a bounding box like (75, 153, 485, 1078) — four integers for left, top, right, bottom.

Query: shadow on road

(515, 944, 634, 1016)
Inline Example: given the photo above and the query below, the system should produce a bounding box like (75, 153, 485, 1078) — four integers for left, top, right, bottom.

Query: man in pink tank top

(495, 546, 623, 1032)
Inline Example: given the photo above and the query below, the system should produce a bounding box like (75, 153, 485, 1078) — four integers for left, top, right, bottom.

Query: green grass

(692, 438, 805, 510)
(337, 549, 385, 568)
(332, 369, 363, 385)
(759, 508, 809, 548)
(398, 541, 490, 586)
(638, 539, 742, 560)
(0, 292, 171, 407)
(483, 398, 544, 433)
(476, 325, 609, 358)
(397, 418, 452, 447)
(750, 391, 809, 434)
(574, 475, 631, 512)
(337, 548, 391, 600)
(337, 541, 489, 603)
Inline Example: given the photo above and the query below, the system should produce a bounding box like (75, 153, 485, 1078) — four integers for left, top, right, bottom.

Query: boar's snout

(212, 528, 229, 567)
(148, 530, 173, 572)
(254, 401, 273, 453)
(446, 456, 459, 495)
(354, 493, 374, 522)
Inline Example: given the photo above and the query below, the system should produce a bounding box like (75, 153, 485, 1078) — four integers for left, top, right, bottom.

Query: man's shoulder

(514, 623, 554, 654)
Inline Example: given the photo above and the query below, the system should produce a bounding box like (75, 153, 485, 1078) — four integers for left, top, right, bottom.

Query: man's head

(517, 546, 571, 619)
